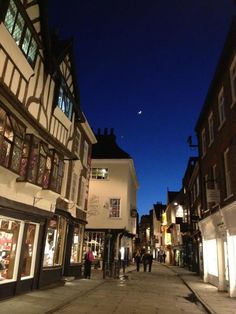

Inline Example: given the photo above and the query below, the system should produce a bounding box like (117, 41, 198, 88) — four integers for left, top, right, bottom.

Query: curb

(164, 264, 216, 314)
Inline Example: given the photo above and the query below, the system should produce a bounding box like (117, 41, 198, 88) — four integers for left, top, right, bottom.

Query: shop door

(15, 222, 39, 294)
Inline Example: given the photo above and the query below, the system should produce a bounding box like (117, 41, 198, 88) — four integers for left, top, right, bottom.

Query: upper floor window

(83, 141, 89, 166)
(57, 83, 73, 120)
(230, 55, 236, 105)
(73, 131, 81, 156)
(224, 148, 231, 198)
(19, 135, 53, 189)
(109, 198, 120, 218)
(218, 89, 225, 128)
(4, 0, 38, 66)
(91, 168, 108, 179)
(201, 129, 206, 157)
(0, 106, 25, 173)
(208, 113, 214, 145)
(78, 177, 86, 209)
(50, 152, 64, 193)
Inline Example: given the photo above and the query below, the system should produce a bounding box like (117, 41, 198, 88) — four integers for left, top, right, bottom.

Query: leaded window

(57, 83, 73, 120)
(91, 168, 109, 179)
(4, 0, 38, 66)
(0, 106, 25, 173)
(50, 153, 64, 193)
(109, 198, 120, 218)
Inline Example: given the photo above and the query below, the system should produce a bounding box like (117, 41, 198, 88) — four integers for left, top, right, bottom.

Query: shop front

(39, 213, 67, 287)
(0, 199, 48, 300)
(199, 211, 229, 291)
(63, 219, 85, 278)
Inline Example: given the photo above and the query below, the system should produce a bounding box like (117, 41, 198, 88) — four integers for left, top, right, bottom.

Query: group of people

(134, 250, 153, 272)
(134, 249, 167, 272)
(84, 247, 167, 279)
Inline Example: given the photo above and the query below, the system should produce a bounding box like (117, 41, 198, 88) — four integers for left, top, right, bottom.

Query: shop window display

(84, 231, 105, 260)
(43, 216, 67, 267)
(70, 224, 84, 264)
(0, 218, 21, 282)
(21, 224, 37, 278)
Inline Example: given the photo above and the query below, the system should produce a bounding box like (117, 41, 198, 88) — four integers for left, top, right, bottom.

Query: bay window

(0, 106, 25, 173)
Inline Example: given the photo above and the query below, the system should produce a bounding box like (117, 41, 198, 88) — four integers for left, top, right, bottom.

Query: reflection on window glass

(43, 216, 67, 267)
(4, 0, 38, 66)
(0, 218, 21, 282)
(70, 225, 84, 264)
(21, 224, 36, 278)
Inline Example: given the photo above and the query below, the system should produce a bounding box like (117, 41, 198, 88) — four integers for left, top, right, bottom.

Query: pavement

(0, 262, 235, 314)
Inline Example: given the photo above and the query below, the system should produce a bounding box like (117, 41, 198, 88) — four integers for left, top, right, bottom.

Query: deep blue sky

(47, 0, 235, 216)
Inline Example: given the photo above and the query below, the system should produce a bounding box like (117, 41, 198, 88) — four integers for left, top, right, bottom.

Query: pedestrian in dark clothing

(142, 252, 149, 272)
(147, 252, 153, 272)
(163, 252, 166, 263)
(135, 250, 141, 272)
(84, 248, 94, 279)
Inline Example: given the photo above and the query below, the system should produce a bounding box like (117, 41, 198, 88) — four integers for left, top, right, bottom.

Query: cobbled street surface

(53, 263, 207, 314)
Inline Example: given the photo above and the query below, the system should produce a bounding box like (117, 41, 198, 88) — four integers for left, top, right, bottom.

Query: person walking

(84, 247, 94, 279)
(135, 250, 141, 272)
(142, 251, 149, 272)
(147, 251, 153, 272)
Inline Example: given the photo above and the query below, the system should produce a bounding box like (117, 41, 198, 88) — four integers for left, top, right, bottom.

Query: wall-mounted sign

(206, 189, 220, 203)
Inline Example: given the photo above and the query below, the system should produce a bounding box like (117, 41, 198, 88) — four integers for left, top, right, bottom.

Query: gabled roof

(92, 128, 131, 159)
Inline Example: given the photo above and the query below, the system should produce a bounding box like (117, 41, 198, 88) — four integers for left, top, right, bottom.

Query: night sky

(47, 0, 235, 216)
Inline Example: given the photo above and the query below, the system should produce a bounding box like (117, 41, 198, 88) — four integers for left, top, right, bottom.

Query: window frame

(0, 106, 26, 174)
(230, 54, 236, 106)
(91, 168, 109, 180)
(208, 112, 214, 145)
(223, 148, 232, 198)
(218, 88, 226, 129)
(57, 81, 73, 121)
(4, 0, 39, 67)
(109, 198, 121, 218)
(201, 128, 206, 157)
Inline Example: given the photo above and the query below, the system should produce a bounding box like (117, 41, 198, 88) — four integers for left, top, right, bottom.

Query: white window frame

(230, 54, 236, 106)
(218, 88, 226, 129)
(224, 148, 232, 198)
(208, 112, 214, 145)
(201, 129, 206, 157)
(91, 168, 109, 180)
(109, 198, 121, 218)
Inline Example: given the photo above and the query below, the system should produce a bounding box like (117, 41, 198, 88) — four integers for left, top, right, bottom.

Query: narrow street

(52, 263, 206, 314)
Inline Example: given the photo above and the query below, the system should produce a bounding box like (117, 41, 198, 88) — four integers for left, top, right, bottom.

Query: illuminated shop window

(21, 223, 38, 278)
(43, 216, 67, 267)
(84, 231, 105, 259)
(4, 0, 38, 66)
(0, 106, 25, 173)
(91, 168, 109, 179)
(70, 224, 84, 264)
(0, 218, 21, 282)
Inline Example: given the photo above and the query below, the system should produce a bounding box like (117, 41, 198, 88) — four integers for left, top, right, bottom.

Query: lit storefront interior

(0, 215, 39, 296)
